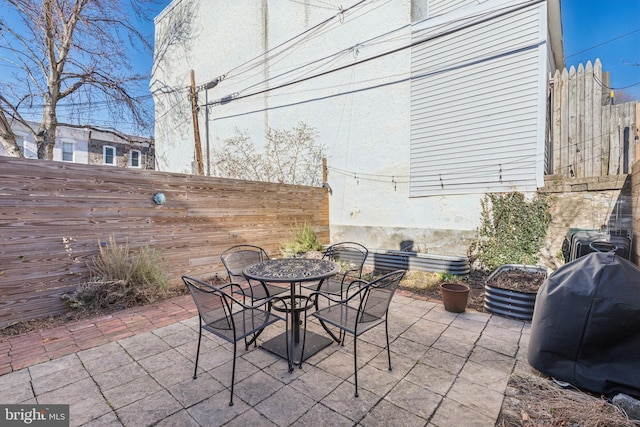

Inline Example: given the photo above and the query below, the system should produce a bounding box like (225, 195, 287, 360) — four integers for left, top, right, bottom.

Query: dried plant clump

(399, 271, 447, 293)
(62, 235, 172, 310)
(498, 373, 639, 427)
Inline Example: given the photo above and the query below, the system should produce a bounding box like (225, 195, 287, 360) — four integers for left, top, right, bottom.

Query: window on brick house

(129, 149, 141, 168)
(103, 146, 115, 165)
(62, 142, 74, 162)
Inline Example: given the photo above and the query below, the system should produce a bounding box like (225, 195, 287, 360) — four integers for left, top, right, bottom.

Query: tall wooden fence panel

(550, 59, 639, 178)
(0, 157, 329, 327)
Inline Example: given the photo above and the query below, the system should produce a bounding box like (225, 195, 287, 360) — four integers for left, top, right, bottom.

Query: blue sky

(561, 0, 640, 100)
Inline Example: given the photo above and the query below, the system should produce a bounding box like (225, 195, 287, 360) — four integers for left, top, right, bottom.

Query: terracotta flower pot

(439, 282, 470, 313)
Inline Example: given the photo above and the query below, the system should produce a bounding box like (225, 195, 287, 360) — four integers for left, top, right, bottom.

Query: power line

(593, 73, 640, 91)
(205, 0, 545, 107)
(226, 0, 523, 101)
(221, 0, 394, 92)
(565, 27, 640, 59)
(232, 19, 410, 98)
(198, 1, 528, 119)
(196, 0, 371, 91)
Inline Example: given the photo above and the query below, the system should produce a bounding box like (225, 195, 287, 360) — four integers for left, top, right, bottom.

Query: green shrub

(436, 271, 458, 283)
(472, 192, 552, 271)
(62, 235, 170, 310)
(280, 222, 324, 256)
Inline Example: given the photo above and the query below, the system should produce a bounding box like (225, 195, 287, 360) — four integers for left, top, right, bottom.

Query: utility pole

(189, 69, 204, 175)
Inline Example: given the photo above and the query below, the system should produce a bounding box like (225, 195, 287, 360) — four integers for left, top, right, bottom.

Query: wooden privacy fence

(0, 157, 328, 328)
(550, 59, 639, 178)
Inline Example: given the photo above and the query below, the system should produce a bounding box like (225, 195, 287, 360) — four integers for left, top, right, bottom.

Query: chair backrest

(221, 245, 270, 282)
(182, 276, 238, 340)
(356, 270, 405, 325)
(323, 242, 368, 278)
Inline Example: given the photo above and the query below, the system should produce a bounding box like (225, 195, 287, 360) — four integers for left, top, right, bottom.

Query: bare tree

(212, 122, 326, 186)
(0, 0, 161, 159)
(0, 109, 21, 157)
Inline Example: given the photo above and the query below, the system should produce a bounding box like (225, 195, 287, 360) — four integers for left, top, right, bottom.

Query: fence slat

(602, 105, 611, 175)
(593, 60, 604, 176)
(584, 61, 594, 177)
(552, 69, 562, 173)
(560, 67, 570, 175)
(576, 63, 585, 178)
(610, 105, 621, 174)
(568, 66, 578, 177)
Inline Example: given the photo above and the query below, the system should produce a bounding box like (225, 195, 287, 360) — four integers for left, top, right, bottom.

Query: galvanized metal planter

(484, 264, 547, 321)
(362, 249, 470, 275)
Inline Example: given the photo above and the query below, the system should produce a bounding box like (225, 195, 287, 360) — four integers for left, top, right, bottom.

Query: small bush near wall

(280, 222, 325, 257)
(471, 192, 552, 271)
(62, 235, 173, 310)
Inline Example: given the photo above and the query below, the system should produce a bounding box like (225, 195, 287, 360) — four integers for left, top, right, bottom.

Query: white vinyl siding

(427, 0, 478, 17)
(410, 3, 543, 196)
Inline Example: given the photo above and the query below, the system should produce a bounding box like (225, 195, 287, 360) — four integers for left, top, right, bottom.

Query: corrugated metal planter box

(362, 250, 470, 275)
(484, 264, 547, 321)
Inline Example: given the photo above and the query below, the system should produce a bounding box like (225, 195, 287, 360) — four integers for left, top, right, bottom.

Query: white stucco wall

(153, 0, 557, 256)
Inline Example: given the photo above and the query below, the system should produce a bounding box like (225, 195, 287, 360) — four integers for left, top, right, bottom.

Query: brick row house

(1, 120, 155, 170)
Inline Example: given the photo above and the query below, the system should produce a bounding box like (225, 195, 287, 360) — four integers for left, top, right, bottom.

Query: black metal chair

(220, 245, 289, 300)
(182, 275, 287, 406)
(300, 242, 368, 342)
(300, 269, 406, 397)
(302, 242, 369, 295)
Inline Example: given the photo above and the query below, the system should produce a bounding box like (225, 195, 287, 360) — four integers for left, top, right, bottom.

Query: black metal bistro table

(243, 258, 341, 366)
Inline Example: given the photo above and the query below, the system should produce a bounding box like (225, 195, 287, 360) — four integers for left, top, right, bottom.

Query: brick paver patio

(0, 295, 197, 374)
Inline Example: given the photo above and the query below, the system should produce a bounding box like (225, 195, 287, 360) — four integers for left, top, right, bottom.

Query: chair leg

(318, 318, 342, 344)
(353, 336, 359, 397)
(245, 327, 264, 349)
(246, 299, 272, 349)
(229, 342, 237, 406)
(193, 320, 203, 379)
(285, 312, 293, 372)
(298, 309, 306, 370)
(385, 318, 392, 371)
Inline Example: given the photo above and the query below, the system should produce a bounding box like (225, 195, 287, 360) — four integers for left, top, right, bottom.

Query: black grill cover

(528, 252, 640, 397)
